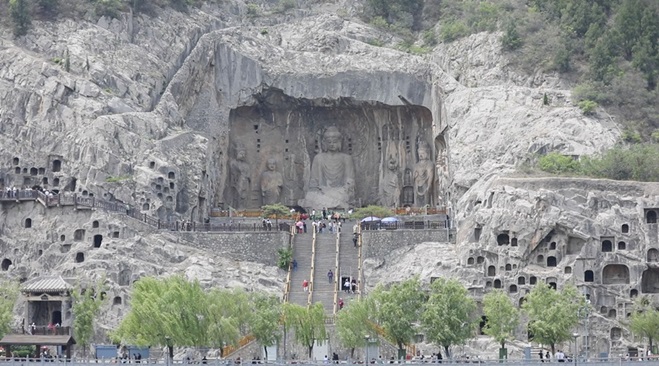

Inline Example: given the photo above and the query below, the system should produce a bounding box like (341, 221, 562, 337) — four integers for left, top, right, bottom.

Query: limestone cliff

(0, 0, 654, 359)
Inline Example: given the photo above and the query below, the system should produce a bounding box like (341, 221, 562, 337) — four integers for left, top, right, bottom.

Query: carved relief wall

(218, 90, 442, 209)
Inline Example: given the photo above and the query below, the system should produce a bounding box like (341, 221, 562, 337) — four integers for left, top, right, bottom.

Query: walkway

(311, 231, 338, 313)
(288, 231, 314, 306)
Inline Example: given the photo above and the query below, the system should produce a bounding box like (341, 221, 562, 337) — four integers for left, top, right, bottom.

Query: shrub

(277, 248, 292, 270)
(578, 100, 598, 115)
(440, 20, 468, 42)
(9, 0, 31, 36)
(501, 21, 522, 51)
(538, 153, 580, 174)
(621, 129, 642, 144)
(246, 4, 260, 17)
(652, 130, 659, 143)
(277, 0, 296, 13)
(94, 0, 123, 19)
(422, 29, 437, 47)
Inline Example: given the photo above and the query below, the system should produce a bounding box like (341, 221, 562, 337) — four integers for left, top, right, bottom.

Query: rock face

(0, 0, 654, 359)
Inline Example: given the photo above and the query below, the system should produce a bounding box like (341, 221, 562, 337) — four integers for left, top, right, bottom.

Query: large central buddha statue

(302, 126, 355, 209)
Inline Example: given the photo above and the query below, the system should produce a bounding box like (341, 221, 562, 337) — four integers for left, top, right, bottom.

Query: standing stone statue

(380, 154, 400, 208)
(229, 145, 251, 208)
(261, 158, 284, 205)
(303, 126, 355, 209)
(413, 141, 434, 207)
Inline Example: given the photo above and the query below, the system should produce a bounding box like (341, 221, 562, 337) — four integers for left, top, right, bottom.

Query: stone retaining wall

(362, 229, 454, 259)
(175, 231, 289, 266)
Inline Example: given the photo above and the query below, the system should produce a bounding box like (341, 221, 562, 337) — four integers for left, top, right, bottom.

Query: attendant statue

(261, 158, 284, 205)
(413, 141, 434, 207)
(380, 154, 400, 208)
(303, 126, 355, 208)
(229, 145, 251, 208)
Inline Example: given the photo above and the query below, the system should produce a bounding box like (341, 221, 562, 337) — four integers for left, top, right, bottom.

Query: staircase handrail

(308, 227, 317, 306)
(222, 334, 256, 358)
(283, 224, 296, 302)
(333, 230, 340, 314)
(357, 222, 363, 300)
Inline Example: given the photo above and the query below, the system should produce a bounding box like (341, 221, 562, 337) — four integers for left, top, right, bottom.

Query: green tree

(0, 280, 19, 339)
(352, 205, 393, 219)
(522, 284, 585, 355)
(115, 276, 250, 352)
(283, 302, 327, 358)
(72, 280, 107, 357)
(538, 153, 580, 174)
(335, 299, 377, 358)
(501, 21, 522, 51)
(370, 277, 425, 356)
(206, 288, 251, 354)
(262, 203, 290, 228)
(482, 290, 519, 354)
(421, 278, 476, 358)
(629, 297, 659, 353)
(9, 0, 31, 37)
(248, 294, 282, 359)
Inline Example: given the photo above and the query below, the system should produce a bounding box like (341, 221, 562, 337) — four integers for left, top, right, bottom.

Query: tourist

(353, 233, 358, 247)
(344, 279, 351, 293)
(292, 259, 298, 271)
(338, 298, 344, 310)
(302, 279, 309, 292)
(327, 269, 333, 284)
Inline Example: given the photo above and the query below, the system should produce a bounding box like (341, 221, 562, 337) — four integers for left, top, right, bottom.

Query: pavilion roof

(0, 334, 76, 346)
(20, 276, 73, 294)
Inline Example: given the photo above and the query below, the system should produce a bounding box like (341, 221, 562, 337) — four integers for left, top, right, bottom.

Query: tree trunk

(264, 346, 268, 360)
(444, 345, 451, 360)
(650, 337, 654, 357)
(350, 348, 355, 359)
(308, 345, 313, 359)
(551, 344, 555, 358)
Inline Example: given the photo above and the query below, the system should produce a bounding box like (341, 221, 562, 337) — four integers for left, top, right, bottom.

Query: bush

(9, 0, 31, 36)
(246, 4, 260, 17)
(440, 20, 468, 42)
(578, 100, 598, 115)
(538, 153, 580, 174)
(621, 129, 642, 144)
(277, 248, 292, 270)
(94, 0, 123, 19)
(422, 29, 437, 47)
(277, 0, 296, 13)
(501, 21, 522, 51)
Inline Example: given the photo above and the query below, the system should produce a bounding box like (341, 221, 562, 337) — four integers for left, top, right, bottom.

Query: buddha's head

(323, 127, 343, 153)
(266, 158, 277, 171)
(417, 141, 430, 161)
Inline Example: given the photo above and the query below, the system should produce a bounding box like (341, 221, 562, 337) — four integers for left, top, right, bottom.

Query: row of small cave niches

(10, 157, 62, 174)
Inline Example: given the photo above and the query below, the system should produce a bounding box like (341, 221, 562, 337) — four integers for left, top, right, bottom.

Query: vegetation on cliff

(537, 144, 659, 182)
(363, 0, 659, 141)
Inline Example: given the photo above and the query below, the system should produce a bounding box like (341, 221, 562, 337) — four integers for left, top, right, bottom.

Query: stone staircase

(289, 232, 314, 306)
(338, 222, 360, 305)
(312, 232, 339, 313)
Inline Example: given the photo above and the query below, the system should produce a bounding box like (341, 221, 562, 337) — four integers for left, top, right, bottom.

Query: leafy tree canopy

(352, 205, 393, 220)
(629, 297, 659, 353)
(482, 290, 519, 350)
(370, 277, 425, 351)
(282, 302, 327, 358)
(421, 278, 477, 358)
(0, 280, 19, 339)
(522, 284, 585, 355)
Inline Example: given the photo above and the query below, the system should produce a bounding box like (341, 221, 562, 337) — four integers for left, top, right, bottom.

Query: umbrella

(361, 216, 381, 222)
(381, 217, 400, 223)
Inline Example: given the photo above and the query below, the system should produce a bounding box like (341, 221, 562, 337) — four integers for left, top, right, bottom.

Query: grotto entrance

(217, 89, 447, 211)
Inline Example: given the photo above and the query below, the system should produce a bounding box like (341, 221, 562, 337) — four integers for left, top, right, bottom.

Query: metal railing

(1, 358, 657, 366)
